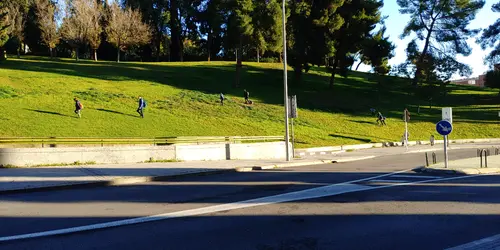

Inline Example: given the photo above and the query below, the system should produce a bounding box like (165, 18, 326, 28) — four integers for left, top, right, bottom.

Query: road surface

(1, 148, 499, 250)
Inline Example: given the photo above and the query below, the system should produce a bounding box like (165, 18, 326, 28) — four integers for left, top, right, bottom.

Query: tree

(232, 0, 253, 87)
(34, 0, 59, 58)
(105, 2, 151, 62)
(84, 0, 103, 61)
(60, 0, 87, 61)
(169, 0, 183, 61)
(327, 0, 384, 89)
(397, 0, 485, 85)
(250, 0, 283, 63)
(359, 26, 395, 75)
(123, 0, 167, 61)
(0, 3, 9, 60)
(288, 0, 345, 82)
(484, 70, 500, 91)
(198, 0, 226, 61)
(6, 0, 28, 58)
(478, 1, 500, 66)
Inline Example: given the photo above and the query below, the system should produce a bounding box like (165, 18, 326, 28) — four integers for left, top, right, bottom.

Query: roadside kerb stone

(413, 154, 500, 175)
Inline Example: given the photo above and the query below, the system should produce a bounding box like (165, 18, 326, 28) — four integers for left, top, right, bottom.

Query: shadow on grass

(348, 120, 376, 125)
(329, 134, 372, 143)
(25, 109, 76, 118)
(4, 57, 497, 122)
(95, 108, 139, 118)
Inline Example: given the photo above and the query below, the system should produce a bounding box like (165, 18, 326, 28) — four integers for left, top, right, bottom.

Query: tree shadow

(347, 120, 376, 125)
(24, 109, 76, 118)
(94, 108, 139, 118)
(329, 134, 373, 143)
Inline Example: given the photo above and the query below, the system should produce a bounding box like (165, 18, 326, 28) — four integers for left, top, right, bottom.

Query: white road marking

(393, 175, 442, 179)
(368, 179, 408, 183)
(0, 170, 485, 243)
(445, 233, 500, 250)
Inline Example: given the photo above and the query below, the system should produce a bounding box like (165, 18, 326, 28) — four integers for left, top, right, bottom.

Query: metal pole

(404, 109, 408, 151)
(444, 135, 449, 168)
(291, 117, 295, 159)
(282, 0, 291, 161)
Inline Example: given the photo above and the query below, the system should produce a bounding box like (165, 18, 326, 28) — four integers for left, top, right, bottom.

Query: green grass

(0, 56, 499, 148)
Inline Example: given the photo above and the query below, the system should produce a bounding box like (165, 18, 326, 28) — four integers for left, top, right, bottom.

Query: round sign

(436, 120, 453, 136)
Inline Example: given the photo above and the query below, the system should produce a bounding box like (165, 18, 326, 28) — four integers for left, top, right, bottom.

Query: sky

(356, 0, 499, 79)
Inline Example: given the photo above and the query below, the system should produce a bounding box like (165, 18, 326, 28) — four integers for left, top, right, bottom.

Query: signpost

(403, 109, 410, 151)
(436, 120, 453, 168)
(288, 95, 297, 158)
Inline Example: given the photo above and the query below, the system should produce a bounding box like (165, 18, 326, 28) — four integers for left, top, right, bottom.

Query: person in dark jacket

(137, 96, 145, 118)
(220, 93, 225, 106)
(74, 98, 82, 118)
(244, 89, 249, 104)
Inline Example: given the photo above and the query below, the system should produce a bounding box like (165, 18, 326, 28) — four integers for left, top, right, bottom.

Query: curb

(413, 166, 500, 175)
(0, 157, 374, 195)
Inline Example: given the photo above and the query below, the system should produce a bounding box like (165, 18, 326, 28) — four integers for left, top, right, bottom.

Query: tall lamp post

(282, 0, 291, 161)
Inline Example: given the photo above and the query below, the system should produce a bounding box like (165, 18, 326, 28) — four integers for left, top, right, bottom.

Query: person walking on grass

(220, 93, 225, 106)
(74, 98, 83, 118)
(244, 89, 249, 104)
(137, 96, 146, 118)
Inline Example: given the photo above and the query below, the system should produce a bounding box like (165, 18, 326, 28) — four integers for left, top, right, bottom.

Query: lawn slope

(0, 56, 498, 148)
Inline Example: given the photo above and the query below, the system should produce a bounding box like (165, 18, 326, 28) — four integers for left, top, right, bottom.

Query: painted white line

(445, 233, 500, 250)
(0, 170, 484, 243)
(368, 179, 408, 183)
(393, 175, 442, 179)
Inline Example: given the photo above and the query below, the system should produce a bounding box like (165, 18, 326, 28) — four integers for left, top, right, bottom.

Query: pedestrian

(370, 108, 376, 115)
(220, 93, 225, 106)
(403, 108, 411, 122)
(244, 89, 249, 104)
(137, 96, 146, 118)
(74, 98, 83, 118)
(376, 111, 386, 126)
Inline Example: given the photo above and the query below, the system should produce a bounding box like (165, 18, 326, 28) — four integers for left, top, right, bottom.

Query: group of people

(219, 89, 252, 106)
(73, 96, 146, 118)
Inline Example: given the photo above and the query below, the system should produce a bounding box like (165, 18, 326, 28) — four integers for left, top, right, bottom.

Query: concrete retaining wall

(0, 142, 289, 166)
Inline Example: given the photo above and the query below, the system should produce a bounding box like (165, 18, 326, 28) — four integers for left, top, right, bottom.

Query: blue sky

(357, 0, 498, 79)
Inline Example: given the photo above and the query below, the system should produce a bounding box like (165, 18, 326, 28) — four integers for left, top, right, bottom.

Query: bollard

(425, 152, 429, 167)
(479, 149, 488, 168)
(432, 152, 437, 164)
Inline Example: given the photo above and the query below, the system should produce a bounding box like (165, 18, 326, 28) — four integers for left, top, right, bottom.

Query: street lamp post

(282, 0, 291, 161)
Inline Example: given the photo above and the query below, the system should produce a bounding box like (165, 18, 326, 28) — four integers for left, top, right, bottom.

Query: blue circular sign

(436, 120, 453, 136)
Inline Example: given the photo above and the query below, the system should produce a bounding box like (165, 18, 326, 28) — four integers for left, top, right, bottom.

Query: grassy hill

(0, 56, 498, 148)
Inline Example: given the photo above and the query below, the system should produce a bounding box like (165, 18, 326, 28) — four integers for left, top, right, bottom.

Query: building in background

(450, 75, 486, 87)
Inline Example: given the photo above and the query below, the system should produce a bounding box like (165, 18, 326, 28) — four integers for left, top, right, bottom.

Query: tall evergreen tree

(478, 1, 500, 66)
(198, 0, 226, 61)
(0, 3, 9, 60)
(232, 0, 253, 87)
(397, 0, 485, 85)
(6, 0, 28, 58)
(328, 0, 383, 88)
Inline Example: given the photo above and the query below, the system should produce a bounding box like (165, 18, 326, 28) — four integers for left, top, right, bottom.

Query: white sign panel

(442, 107, 452, 124)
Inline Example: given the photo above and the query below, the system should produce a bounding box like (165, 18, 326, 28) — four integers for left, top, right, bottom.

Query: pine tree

(0, 3, 9, 60)
(478, 1, 500, 66)
(398, 0, 485, 85)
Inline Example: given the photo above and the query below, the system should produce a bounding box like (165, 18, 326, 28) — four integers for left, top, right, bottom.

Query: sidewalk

(1, 142, 499, 194)
(415, 155, 500, 175)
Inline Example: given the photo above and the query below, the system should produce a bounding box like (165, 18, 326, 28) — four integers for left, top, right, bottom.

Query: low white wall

(175, 144, 227, 161)
(0, 142, 288, 166)
(0, 146, 175, 166)
(229, 142, 289, 160)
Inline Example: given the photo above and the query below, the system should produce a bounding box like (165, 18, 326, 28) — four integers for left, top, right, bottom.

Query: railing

(0, 136, 284, 147)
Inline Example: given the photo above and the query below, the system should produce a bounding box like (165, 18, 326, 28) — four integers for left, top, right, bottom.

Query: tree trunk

(49, 47, 53, 59)
(207, 30, 211, 62)
(75, 48, 79, 61)
(329, 59, 339, 89)
(94, 49, 98, 62)
(234, 37, 243, 88)
(413, 19, 436, 86)
(117, 47, 120, 62)
(257, 48, 260, 63)
(279, 52, 283, 63)
(17, 44, 21, 59)
(355, 60, 363, 71)
(169, 0, 182, 62)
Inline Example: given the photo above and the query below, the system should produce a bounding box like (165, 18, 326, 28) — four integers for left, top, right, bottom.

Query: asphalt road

(1, 148, 499, 250)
